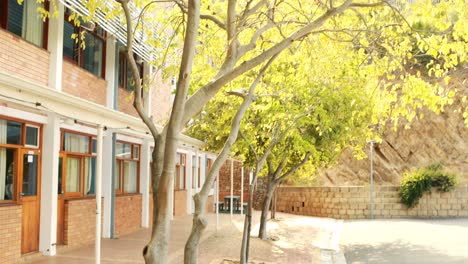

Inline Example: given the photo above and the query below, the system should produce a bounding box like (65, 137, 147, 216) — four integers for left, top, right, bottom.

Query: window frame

(24, 124, 40, 149)
(114, 140, 140, 195)
(175, 153, 186, 191)
(0, 115, 42, 204)
(63, 9, 106, 78)
(59, 129, 96, 199)
(0, 0, 49, 49)
(118, 51, 144, 92)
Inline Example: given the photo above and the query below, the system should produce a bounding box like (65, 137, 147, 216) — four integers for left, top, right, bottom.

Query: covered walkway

(30, 212, 343, 264)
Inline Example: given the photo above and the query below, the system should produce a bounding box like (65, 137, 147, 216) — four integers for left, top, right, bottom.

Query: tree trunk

(143, 159, 174, 264)
(240, 180, 256, 263)
(271, 189, 277, 220)
(258, 184, 275, 240)
(184, 193, 208, 264)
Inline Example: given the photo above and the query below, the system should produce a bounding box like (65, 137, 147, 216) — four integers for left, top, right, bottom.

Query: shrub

(399, 163, 457, 208)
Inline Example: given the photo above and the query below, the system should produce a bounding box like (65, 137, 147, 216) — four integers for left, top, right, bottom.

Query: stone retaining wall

(275, 186, 468, 219)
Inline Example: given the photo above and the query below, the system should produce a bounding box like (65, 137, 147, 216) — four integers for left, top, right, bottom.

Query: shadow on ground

(344, 240, 467, 264)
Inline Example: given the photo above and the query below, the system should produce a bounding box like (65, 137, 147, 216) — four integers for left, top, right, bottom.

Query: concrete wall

(0, 29, 49, 86)
(0, 205, 22, 264)
(115, 194, 142, 237)
(275, 186, 468, 219)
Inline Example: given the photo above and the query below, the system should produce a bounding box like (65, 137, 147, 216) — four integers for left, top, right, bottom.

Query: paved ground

(340, 218, 468, 264)
(30, 211, 344, 264)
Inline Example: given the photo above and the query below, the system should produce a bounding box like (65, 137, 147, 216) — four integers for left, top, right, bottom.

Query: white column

(241, 166, 244, 215)
(95, 125, 104, 264)
(39, 113, 60, 255)
(186, 150, 193, 214)
(47, 2, 64, 90)
(199, 154, 206, 189)
(230, 159, 234, 220)
(140, 139, 151, 227)
(101, 130, 113, 238)
(105, 37, 117, 108)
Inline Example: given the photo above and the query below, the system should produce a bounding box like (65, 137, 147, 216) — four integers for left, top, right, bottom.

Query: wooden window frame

(175, 153, 186, 191)
(63, 9, 106, 78)
(0, 0, 49, 49)
(118, 52, 144, 91)
(59, 129, 96, 199)
(115, 140, 140, 195)
(0, 115, 42, 205)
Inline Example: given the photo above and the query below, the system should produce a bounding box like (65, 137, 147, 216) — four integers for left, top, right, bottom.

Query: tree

(187, 1, 468, 260)
(46, 0, 468, 263)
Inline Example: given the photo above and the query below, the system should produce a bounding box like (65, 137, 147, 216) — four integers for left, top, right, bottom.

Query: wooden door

(19, 149, 41, 254)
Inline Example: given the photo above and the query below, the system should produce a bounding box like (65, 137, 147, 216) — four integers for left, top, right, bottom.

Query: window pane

(0, 148, 15, 200)
(84, 157, 95, 195)
(133, 145, 139, 160)
(92, 138, 97, 154)
(118, 54, 126, 88)
(63, 22, 79, 62)
(22, 154, 38, 196)
(123, 161, 137, 193)
(63, 133, 89, 153)
(7, 121, 22, 145)
(26, 126, 39, 147)
(66, 157, 80, 193)
(114, 160, 120, 190)
(83, 34, 103, 77)
(21, 1, 44, 46)
(116, 142, 131, 158)
(7, 0, 23, 37)
(58, 157, 63, 194)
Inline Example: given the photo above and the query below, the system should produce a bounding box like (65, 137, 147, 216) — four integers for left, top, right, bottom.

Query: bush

(399, 163, 457, 208)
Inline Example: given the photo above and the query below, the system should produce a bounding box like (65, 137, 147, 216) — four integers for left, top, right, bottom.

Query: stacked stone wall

(272, 186, 468, 219)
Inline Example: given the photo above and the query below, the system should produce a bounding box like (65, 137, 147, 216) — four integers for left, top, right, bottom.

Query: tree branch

(275, 152, 311, 183)
(117, 0, 160, 140)
(182, 0, 359, 127)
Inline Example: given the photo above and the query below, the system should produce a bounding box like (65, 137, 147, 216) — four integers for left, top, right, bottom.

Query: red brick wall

(174, 190, 187, 217)
(0, 29, 49, 86)
(62, 61, 107, 106)
(116, 88, 139, 117)
(63, 198, 102, 247)
(149, 194, 154, 225)
(205, 195, 214, 213)
(218, 159, 249, 203)
(0, 205, 22, 264)
(150, 73, 171, 125)
(115, 194, 142, 237)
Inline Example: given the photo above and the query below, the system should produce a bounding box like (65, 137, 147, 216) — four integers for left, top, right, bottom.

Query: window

(60, 131, 96, 197)
(63, 9, 106, 78)
(118, 49, 144, 91)
(175, 153, 186, 190)
(25, 125, 39, 148)
(115, 141, 140, 194)
(0, 0, 46, 48)
(0, 117, 41, 202)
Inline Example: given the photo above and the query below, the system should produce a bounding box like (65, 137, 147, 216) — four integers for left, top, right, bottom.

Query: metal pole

(230, 159, 234, 221)
(216, 174, 219, 232)
(241, 166, 244, 215)
(95, 125, 103, 264)
(370, 140, 374, 220)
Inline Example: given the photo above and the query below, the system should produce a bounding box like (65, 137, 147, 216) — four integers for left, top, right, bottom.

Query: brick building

(0, 1, 217, 262)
